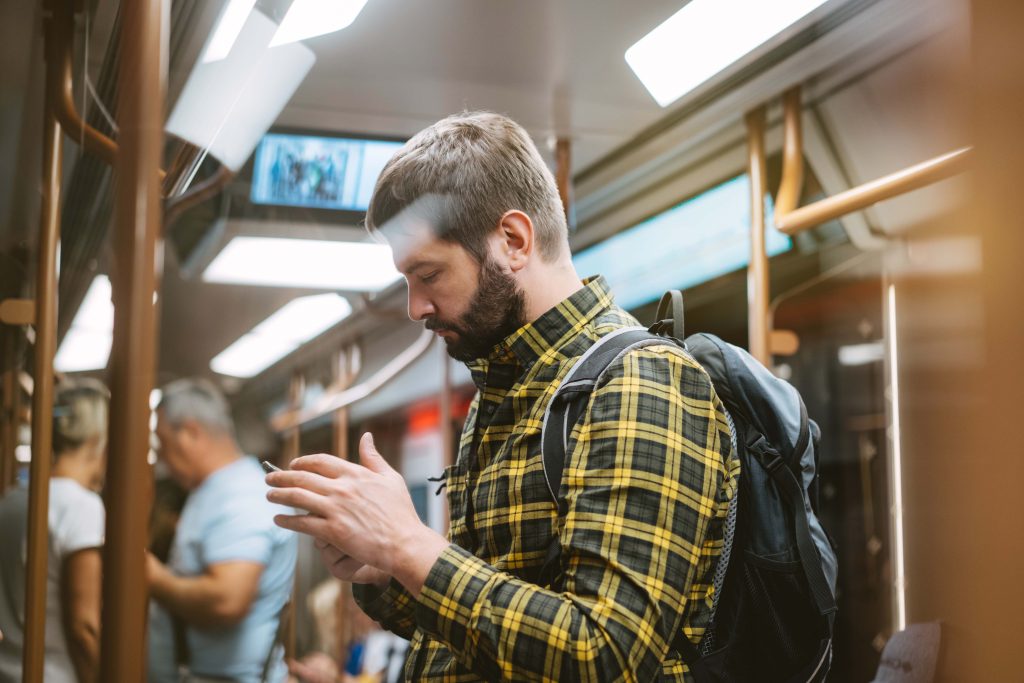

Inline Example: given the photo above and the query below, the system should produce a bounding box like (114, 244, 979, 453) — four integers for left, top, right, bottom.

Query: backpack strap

(748, 431, 838, 625)
(540, 326, 656, 504)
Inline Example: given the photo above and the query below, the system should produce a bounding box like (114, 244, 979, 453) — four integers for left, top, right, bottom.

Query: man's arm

(147, 556, 264, 629)
(61, 548, 102, 683)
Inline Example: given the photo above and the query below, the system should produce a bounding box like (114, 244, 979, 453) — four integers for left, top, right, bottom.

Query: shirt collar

(465, 276, 615, 380)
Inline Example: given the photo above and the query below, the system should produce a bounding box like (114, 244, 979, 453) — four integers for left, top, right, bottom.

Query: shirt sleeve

(57, 488, 106, 557)
(201, 495, 277, 567)
(412, 344, 732, 682)
(352, 578, 418, 640)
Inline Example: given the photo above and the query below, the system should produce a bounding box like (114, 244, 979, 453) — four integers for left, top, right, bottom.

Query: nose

(407, 288, 436, 322)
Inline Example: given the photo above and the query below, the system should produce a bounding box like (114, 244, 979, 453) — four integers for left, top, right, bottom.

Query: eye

(420, 270, 441, 284)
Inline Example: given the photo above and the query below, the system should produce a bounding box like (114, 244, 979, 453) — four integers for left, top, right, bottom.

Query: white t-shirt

(0, 478, 106, 683)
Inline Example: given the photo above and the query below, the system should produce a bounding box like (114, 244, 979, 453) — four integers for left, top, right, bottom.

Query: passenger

(147, 378, 297, 683)
(266, 112, 738, 681)
(0, 378, 110, 683)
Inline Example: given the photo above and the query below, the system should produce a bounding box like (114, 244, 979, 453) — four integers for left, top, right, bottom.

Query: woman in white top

(0, 378, 109, 683)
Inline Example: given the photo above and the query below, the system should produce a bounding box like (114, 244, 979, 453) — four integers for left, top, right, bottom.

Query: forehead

(380, 207, 468, 274)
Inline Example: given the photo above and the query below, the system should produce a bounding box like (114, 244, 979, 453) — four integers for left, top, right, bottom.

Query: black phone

(261, 460, 282, 474)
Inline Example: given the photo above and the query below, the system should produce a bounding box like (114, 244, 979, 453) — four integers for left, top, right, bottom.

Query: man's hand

(267, 432, 449, 596)
(314, 538, 388, 587)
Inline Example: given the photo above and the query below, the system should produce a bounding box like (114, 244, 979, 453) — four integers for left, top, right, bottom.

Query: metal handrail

(21, 47, 64, 681)
(97, 0, 166, 679)
(773, 86, 973, 235)
(745, 107, 771, 366)
(271, 329, 436, 432)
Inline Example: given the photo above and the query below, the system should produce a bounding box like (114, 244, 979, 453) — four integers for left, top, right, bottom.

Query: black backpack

(539, 291, 838, 682)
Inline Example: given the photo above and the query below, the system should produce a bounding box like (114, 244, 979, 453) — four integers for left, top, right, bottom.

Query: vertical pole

(745, 107, 771, 366)
(555, 138, 573, 228)
(21, 36, 63, 681)
(284, 370, 304, 661)
(331, 346, 358, 663)
(99, 0, 167, 680)
(0, 334, 18, 494)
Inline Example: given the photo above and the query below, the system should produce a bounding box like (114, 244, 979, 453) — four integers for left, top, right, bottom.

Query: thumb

(359, 432, 392, 473)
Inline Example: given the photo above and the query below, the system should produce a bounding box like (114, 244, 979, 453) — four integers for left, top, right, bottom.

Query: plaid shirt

(354, 277, 739, 681)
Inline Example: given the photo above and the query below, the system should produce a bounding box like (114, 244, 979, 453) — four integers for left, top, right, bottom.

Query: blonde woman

(0, 378, 109, 683)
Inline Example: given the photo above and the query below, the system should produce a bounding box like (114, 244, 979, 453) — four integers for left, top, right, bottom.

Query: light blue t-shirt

(148, 457, 297, 683)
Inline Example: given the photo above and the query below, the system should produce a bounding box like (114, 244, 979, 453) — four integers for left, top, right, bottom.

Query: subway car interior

(0, 0, 1021, 681)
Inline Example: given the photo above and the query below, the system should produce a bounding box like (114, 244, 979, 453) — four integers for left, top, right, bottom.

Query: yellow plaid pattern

(354, 277, 739, 681)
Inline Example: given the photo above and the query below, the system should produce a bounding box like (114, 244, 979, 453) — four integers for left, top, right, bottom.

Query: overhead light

(270, 0, 369, 47)
(55, 275, 114, 373)
(202, 236, 401, 291)
(200, 0, 258, 63)
(211, 294, 353, 378)
(15, 444, 31, 463)
(625, 0, 831, 107)
(166, 10, 315, 171)
(838, 341, 885, 367)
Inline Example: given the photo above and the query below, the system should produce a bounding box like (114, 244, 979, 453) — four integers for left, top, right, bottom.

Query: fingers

(358, 432, 393, 475)
(265, 469, 334, 495)
(267, 486, 332, 516)
(289, 453, 353, 478)
(274, 512, 329, 538)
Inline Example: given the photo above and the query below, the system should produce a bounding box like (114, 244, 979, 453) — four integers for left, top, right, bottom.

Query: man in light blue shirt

(147, 379, 297, 683)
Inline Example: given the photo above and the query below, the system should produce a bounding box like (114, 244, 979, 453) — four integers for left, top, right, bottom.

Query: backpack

(539, 291, 838, 683)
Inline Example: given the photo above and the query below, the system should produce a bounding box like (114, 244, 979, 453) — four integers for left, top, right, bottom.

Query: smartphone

(261, 460, 282, 474)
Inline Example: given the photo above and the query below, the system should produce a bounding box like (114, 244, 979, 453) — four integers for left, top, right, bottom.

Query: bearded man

(266, 111, 738, 682)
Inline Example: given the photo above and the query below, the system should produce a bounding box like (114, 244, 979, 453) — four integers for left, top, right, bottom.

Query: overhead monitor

(573, 174, 792, 311)
(250, 132, 404, 211)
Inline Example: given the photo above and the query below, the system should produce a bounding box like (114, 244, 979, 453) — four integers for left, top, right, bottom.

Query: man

(147, 379, 297, 683)
(266, 112, 739, 681)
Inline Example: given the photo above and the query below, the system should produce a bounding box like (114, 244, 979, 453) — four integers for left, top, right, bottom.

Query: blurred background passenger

(146, 378, 297, 683)
(0, 379, 110, 683)
(287, 589, 407, 683)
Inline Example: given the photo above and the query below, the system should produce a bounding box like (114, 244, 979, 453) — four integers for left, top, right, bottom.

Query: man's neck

(521, 260, 585, 323)
(192, 443, 242, 488)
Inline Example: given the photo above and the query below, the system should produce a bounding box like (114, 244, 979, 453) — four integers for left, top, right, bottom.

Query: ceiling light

(202, 236, 401, 291)
(210, 294, 353, 378)
(625, 0, 831, 107)
(166, 10, 315, 171)
(55, 275, 114, 373)
(270, 0, 369, 47)
(200, 0, 258, 63)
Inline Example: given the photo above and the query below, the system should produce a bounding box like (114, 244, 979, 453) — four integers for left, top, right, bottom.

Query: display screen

(572, 174, 792, 311)
(250, 132, 404, 211)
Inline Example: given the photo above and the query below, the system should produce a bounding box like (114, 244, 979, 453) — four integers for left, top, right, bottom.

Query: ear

(495, 210, 534, 272)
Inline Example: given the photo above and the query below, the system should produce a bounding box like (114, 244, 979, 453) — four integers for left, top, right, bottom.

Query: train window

(573, 174, 792, 310)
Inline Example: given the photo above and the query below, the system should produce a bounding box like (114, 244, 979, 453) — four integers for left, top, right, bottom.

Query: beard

(425, 256, 526, 362)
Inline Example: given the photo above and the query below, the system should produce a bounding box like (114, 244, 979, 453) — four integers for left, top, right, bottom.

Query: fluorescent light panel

(202, 236, 401, 291)
(166, 10, 315, 171)
(201, 0, 258, 63)
(626, 0, 831, 107)
(211, 293, 353, 378)
(55, 275, 114, 373)
(270, 0, 369, 47)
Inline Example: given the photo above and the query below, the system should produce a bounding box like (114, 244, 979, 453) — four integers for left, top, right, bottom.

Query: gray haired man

(146, 378, 297, 683)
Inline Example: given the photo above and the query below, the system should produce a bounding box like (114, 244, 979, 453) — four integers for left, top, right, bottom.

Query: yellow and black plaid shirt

(354, 277, 739, 681)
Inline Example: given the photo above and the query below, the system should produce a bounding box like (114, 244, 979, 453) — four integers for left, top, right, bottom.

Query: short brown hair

(366, 112, 567, 262)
